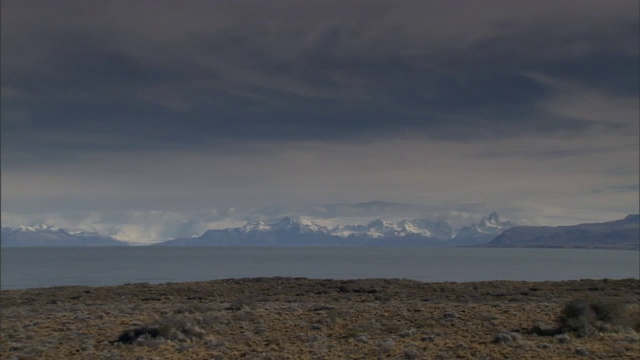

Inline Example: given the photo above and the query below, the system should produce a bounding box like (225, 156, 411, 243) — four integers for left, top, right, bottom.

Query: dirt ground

(1, 277, 639, 359)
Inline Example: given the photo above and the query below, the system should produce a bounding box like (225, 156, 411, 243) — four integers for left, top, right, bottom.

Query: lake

(1, 247, 638, 290)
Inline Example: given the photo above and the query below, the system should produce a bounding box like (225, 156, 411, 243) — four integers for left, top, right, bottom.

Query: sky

(1, 0, 639, 243)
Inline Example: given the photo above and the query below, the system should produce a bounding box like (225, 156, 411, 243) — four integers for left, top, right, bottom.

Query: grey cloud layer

(1, 0, 638, 231)
(2, 1, 638, 151)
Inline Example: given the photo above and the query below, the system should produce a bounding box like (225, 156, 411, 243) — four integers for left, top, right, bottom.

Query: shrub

(225, 296, 256, 311)
(378, 339, 395, 354)
(492, 331, 521, 344)
(115, 326, 161, 344)
(558, 298, 625, 337)
(157, 315, 206, 340)
(403, 347, 421, 359)
(114, 315, 206, 344)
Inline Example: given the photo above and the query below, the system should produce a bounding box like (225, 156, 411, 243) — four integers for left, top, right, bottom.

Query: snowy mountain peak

(409, 219, 456, 240)
(69, 230, 104, 237)
(241, 221, 271, 232)
(367, 219, 398, 230)
(272, 216, 324, 233)
(487, 211, 501, 224)
(11, 224, 62, 233)
(477, 212, 512, 230)
(360, 219, 434, 238)
(451, 212, 517, 245)
(364, 219, 398, 237)
(398, 220, 432, 237)
(329, 224, 365, 238)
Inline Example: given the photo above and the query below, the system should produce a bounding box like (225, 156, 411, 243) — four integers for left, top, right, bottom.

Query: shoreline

(2, 278, 639, 359)
(2, 275, 640, 292)
(4, 277, 640, 293)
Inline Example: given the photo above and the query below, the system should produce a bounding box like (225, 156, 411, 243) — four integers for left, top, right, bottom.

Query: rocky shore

(2, 278, 639, 359)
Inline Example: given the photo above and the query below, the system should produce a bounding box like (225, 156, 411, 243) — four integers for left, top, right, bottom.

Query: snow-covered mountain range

(155, 212, 516, 247)
(4, 212, 636, 249)
(1, 212, 516, 247)
(0, 225, 129, 247)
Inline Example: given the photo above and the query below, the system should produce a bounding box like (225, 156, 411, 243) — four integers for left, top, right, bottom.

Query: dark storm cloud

(2, 0, 638, 161)
(2, 0, 639, 236)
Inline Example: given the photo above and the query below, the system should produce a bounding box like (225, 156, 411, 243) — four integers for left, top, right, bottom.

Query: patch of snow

(241, 221, 271, 232)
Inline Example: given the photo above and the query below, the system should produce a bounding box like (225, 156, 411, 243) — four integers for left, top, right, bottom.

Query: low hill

(484, 215, 639, 250)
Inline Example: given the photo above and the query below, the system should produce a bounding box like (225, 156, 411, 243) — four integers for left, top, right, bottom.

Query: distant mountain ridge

(4, 214, 636, 249)
(484, 215, 639, 250)
(155, 213, 510, 247)
(449, 212, 516, 246)
(155, 216, 342, 247)
(0, 225, 129, 247)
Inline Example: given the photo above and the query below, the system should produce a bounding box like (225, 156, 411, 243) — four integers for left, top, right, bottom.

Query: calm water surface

(1, 247, 638, 290)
